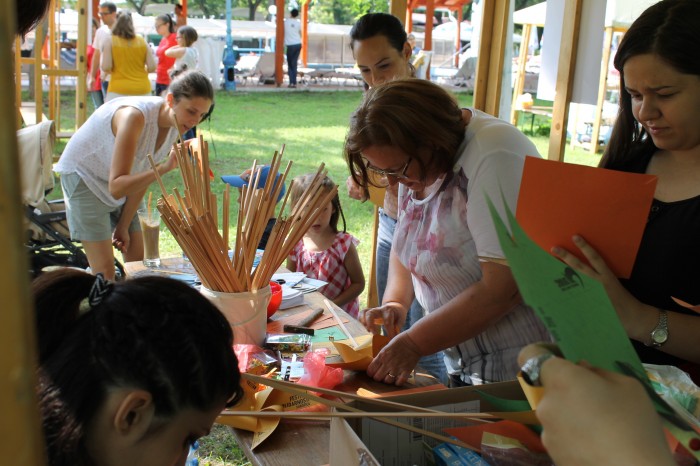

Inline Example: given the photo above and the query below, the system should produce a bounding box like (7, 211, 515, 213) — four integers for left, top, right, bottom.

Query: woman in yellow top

(102, 11, 155, 101)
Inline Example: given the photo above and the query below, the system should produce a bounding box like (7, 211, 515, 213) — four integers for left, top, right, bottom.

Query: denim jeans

(376, 209, 448, 385)
(89, 90, 104, 109)
(286, 43, 301, 85)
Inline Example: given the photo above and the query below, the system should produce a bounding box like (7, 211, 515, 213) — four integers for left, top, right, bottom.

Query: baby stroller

(19, 120, 124, 279)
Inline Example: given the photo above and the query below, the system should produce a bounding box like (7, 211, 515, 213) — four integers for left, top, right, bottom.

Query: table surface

(124, 258, 439, 466)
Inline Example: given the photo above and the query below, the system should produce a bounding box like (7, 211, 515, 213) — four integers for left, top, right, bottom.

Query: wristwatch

(648, 309, 669, 348)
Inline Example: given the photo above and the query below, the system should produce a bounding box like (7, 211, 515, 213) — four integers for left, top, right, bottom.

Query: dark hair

(99, 1, 117, 13)
(350, 13, 407, 54)
(289, 174, 346, 233)
(168, 70, 215, 116)
(91, 17, 99, 30)
(177, 25, 198, 47)
(111, 10, 136, 39)
(34, 269, 242, 466)
(16, 0, 51, 36)
(157, 13, 175, 34)
(601, 0, 700, 169)
(290, 8, 299, 18)
(345, 79, 465, 189)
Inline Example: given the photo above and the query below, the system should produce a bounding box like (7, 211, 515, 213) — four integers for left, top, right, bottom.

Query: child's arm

(165, 45, 186, 59)
(332, 243, 365, 309)
(286, 257, 297, 272)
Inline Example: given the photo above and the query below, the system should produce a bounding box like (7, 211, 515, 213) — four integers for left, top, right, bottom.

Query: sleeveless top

(54, 97, 177, 207)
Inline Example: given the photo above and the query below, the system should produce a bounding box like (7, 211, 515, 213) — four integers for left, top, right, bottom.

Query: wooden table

(124, 258, 439, 466)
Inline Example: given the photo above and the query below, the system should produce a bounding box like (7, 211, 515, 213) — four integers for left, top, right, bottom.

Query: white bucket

(200, 285, 271, 346)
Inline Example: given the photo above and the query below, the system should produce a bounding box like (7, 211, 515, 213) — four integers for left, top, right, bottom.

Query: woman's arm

(359, 250, 414, 336)
(108, 106, 178, 200)
(164, 46, 186, 59)
(553, 235, 700, 364)
(100, 36, 113, 72)
(145, 44, 156, 73)
(332, 242, 365, 309)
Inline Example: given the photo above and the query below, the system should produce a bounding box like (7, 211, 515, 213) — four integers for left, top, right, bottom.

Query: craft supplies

(149, 137, 338, 293)
(324, 299, 358, 348)
(265, 333, 312, 353)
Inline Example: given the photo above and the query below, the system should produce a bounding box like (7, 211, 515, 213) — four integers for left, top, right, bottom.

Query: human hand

(357, 302, 406, 338)
(518, 344, 675, 466)
(551, 235, 642, 327)
(345, 175, 367, 201)
(367, 332, 421, 386)
(112, 224, 130, 253)
(87, 75, 94, 90)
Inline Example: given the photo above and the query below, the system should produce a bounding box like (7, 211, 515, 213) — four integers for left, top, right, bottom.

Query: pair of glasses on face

(363, 157, 412, 181)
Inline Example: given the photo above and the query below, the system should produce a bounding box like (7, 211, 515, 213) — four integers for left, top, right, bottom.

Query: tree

(125, 0, 151, 15)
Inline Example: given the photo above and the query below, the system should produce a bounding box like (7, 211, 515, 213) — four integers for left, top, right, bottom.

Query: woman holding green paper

(553, 0, 700, 372)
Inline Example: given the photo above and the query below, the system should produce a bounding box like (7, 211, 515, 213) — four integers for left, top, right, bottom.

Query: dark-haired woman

(553, 0, 700, 373)
(34, 269, 242, 466)
(54, 70, 214, 280)
(347, 79, 550, 387)
(154, 14, 178, 96)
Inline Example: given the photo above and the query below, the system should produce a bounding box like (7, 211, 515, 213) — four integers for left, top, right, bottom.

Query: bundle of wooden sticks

(149, 136, 337, 293)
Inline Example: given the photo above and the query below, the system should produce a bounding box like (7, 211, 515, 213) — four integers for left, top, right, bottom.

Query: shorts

(60, 172, 142, 242)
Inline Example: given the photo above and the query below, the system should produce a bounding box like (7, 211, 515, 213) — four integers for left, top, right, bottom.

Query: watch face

(652, 328, 668, 344)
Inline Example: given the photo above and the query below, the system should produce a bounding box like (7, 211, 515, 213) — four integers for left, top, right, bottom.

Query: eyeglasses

(98, 11, 113, 16)
(363, 157, 412, 181)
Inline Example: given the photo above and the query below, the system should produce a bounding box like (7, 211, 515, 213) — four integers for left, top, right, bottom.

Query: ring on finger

(520, 353, 555, 387)
(386, 372, 396, 379)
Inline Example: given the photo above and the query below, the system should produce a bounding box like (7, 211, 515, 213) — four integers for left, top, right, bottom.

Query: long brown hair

(111, 10, 136, 39)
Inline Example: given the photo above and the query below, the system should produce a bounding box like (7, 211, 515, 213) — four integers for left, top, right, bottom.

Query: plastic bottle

(185, 440, 199, 466)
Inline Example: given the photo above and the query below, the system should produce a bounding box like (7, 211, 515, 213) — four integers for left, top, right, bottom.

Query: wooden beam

(510, 23, 531, 125)
(366, 206, 380, 309)
(473, 0, 509, 117)
(424, 0, 435, 51)
(301, 2, 309, 66)
(275, 0, 284, 86)
(390, 0, 408, 26)
(547, 0, 583, 161)
(76, 0, 87, 126)
(1, 1, 47, 464)
(590, 26, 614, 155)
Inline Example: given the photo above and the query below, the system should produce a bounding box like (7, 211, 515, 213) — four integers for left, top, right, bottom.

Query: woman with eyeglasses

(346, 79, 550, 387)
(153, 14, 178, 97)
(54, 70, 214, 280)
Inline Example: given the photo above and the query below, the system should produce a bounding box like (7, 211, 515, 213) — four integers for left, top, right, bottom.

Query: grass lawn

(43, 87, 600, 464)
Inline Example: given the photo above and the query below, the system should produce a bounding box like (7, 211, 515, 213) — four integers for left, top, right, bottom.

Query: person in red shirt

(154, 14, 178, 96)
(86, 17, 104, 109)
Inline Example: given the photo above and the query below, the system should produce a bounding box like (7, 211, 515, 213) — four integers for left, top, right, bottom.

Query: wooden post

(590, 26, 614, 155)
(424, 0, 435, 51)
(275, 0, 284, 86)
(454, 8, 462, 68)
(547, 0, 583, 161)
(366, 206, 380, 309)
(390, 0, 407, 26)
(301, 2, 309, 66)
(473, 0, 509, 117)
(1, 1, 47, 463)
(509, 23, 531, 125)
(76, 0, 87, 126)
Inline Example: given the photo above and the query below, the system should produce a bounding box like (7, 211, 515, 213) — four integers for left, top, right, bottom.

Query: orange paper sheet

(445, 420, 546, 454)
(516, 157, 657, 278)
(266, 309, 349, 333)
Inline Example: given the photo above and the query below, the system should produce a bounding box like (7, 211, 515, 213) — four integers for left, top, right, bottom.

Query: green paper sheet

(486, 193, 644, 377)
(310, 326, 347, 344)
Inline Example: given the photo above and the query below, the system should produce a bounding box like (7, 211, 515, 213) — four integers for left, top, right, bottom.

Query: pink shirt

(289, 232, 360, 318)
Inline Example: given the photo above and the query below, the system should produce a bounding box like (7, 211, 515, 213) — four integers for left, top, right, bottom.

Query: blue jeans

(286, 43, 301, 85)
(89, 90, 104, 109)
(376, 209, 448, 385)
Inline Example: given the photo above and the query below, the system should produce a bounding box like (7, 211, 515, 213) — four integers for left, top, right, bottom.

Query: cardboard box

(343, 381, 527, 466)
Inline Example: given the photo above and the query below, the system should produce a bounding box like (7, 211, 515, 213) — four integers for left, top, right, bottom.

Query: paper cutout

(327, 335, 390, 371)
(487, 193, 645, 375)
(445, 420, 546, 454)
(515, 156, 656, 278)
(672, 297, 700, 314)
(489, 194, 700, 462)
(267, 310, 349, 334)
